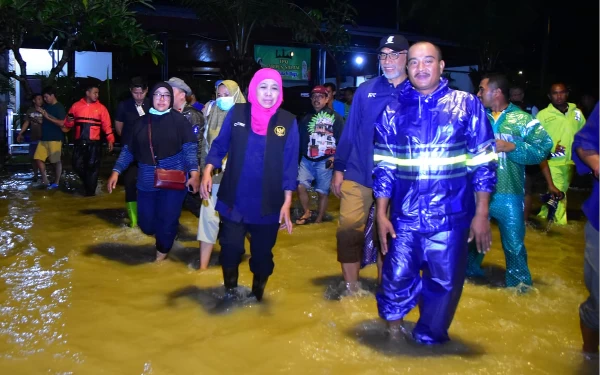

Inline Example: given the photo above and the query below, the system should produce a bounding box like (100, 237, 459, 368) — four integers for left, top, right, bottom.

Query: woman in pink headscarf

(200, 68, 299, 301)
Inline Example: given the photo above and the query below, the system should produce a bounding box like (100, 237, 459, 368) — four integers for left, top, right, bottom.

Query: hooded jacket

(64, 98, 114, 143)
(373, 78, 497, 233)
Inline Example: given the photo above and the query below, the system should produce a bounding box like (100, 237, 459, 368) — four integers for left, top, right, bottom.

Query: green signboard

(254, 45, 311, 81)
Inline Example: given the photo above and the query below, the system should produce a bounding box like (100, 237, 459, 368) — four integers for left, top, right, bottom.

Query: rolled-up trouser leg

(197, 184, 221, 244)
(336, 180, 373, 263)
(491, 194, 532, 287)
(154, 188, 187, 253)
(580, 222, 600, 331)
(413, 229, 469, 344)
(376, 229, 422, 322)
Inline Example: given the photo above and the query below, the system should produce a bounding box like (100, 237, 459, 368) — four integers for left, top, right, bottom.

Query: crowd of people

(15, 35, 598, 355)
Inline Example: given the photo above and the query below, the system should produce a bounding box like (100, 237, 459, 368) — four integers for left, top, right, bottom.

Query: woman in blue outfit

(199, 68, 299, 301)
(108, 82, 200, 261)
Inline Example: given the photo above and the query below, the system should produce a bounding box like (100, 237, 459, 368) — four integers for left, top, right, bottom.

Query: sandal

(295, 211, 313, 225)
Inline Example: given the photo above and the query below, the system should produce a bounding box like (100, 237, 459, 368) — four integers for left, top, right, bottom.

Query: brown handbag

(148, 117, 187, 190)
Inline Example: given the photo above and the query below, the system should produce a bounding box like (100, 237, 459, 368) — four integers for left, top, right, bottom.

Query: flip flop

(295, 212, 313, 225)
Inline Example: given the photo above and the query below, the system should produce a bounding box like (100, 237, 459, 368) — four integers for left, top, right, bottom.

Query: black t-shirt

(116, 97, 152, 145)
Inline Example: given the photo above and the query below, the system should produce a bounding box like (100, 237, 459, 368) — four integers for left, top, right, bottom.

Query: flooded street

(0, 170, 597, 375)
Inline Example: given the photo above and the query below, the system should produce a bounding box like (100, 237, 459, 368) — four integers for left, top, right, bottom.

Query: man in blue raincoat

(374, 41, 498, 345)
(466, 73, 553, 287)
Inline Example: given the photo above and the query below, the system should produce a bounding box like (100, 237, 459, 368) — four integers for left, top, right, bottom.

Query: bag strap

(148, 116, 157, 166)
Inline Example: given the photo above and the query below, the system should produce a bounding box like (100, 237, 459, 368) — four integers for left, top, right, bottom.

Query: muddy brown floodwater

(0, 170, 597, 374)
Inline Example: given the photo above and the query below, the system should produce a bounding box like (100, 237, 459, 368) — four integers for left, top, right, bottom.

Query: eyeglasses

(377, 51, 407, 61)
(153, 93, 171, 100)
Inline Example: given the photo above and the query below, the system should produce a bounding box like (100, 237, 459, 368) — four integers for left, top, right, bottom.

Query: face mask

(216, 96, 235, 111)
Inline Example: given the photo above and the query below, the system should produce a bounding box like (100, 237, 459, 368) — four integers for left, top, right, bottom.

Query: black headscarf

(128, 82, 196, 164)
(150, 82, 174, 110)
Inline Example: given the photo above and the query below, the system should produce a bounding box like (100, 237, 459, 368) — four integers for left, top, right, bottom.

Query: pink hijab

(247, 68, 283, 135)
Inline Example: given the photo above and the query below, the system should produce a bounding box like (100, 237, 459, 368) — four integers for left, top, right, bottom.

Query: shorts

(336, 180, 373, 263)
(297, 157, 333, 195)
(28, 142, 39, 158)
(197, 183, 220, 244)
(33, 141, 62, 163)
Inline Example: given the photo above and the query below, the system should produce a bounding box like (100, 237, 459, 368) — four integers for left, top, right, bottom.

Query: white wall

(75, 51, 112, 79)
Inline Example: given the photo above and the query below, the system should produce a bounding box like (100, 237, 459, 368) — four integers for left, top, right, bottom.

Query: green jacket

(490, 103, 553, 196)
(536, 103, 586, 166)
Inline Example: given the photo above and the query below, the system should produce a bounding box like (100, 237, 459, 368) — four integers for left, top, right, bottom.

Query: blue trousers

(466, 193, 532, 287)
(219, 218, 280, 277)
(137, 189, 187, 253)
(376, 228, 469, 344)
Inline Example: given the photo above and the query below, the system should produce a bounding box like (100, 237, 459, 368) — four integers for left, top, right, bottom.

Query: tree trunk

(47, 37, 75, 86)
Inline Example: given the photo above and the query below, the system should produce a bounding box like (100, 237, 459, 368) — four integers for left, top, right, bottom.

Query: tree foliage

(0, 0, 162, 96)
(291, 0, 357, 87)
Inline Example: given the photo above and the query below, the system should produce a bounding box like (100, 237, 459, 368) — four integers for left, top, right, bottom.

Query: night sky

(300, 0, 599, 100)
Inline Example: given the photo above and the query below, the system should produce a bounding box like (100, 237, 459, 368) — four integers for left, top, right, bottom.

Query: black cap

(378, 35, 409, 52)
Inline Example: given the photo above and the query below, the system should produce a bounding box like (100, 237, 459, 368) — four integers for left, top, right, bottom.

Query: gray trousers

(580, 222, 599, 330)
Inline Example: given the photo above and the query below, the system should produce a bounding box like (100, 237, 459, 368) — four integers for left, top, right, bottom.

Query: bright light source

(518, 71, 523, 75)
(355, 56, 364, 65)
(290, 51, 294, 57)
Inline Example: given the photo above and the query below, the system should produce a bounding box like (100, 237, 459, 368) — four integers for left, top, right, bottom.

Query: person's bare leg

(581, 317, 599, 354)
(315, 193, 328, 223)
(54, 161, 62, 185)
(156, 251, 168, 262)
(32, 160, 39, 180)
(386, 319, 406, 340)
(297, 184, 311, 218)
(37, 160, 48, 185)
(341, 262, 360, 292)
(199, 241, 214, 270)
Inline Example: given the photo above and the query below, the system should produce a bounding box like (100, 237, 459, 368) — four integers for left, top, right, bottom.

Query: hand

(199, 172, 212, 200)
(331, 171, 344, 198)
(468, 214, 492, 254)
(547, 184, 562, 199)
(326, 157, 334, 169)
(279, 202, 292, 234)
(16, 134, 23, 143)
(107, 142, 114, 152)
(554, 141, 565, 154)
(376, 214, 396, 256)
(186, 174, 200, 194)
(495, 140, 516, 153)
(107, 171, 119, 193)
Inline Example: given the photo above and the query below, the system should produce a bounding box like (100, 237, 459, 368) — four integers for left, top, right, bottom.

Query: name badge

(136, 105, 145, 116)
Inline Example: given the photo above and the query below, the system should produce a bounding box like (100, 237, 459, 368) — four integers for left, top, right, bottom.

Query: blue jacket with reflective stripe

(373, 78, 498, 233)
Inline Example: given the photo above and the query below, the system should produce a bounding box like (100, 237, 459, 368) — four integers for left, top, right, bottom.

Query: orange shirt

(64, 98, 114, 143)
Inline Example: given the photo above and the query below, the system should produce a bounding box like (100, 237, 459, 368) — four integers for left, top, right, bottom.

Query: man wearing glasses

(331, 34, 409, 295)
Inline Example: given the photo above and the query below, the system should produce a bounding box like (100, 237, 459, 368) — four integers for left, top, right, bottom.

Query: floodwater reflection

(0, 172, 598, 374)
